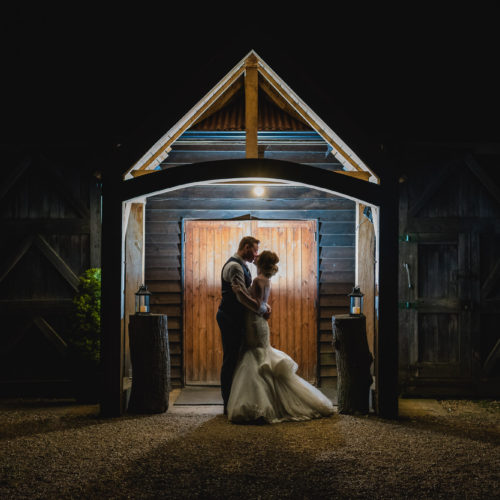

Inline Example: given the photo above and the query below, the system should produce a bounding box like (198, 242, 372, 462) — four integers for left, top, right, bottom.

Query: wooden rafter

(336, 171, 371, 181)
(257, 64, 363, 172)
(258, 76, 310, 127)
(131, 170, 155, 178)
(193, 77, 243, 126)
(134, 66, 246, 174)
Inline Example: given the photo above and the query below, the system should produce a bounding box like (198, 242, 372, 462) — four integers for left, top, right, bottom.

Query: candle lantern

(135, 284, 152, 314)
(348, 286, 364, 316)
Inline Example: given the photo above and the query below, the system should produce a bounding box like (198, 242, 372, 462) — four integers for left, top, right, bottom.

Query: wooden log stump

(128, 314, 171, 414)
(332, 314, 373, 414)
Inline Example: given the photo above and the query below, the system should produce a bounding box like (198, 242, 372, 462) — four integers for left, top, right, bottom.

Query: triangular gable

(125, 50, 378, 182)
(192, 85, 311, 131)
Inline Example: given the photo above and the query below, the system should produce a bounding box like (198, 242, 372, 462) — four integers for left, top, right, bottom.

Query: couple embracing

(216, 236, 334, 424)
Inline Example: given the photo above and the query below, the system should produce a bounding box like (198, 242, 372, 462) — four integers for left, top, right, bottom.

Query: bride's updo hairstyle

(256, 251, 279, 278)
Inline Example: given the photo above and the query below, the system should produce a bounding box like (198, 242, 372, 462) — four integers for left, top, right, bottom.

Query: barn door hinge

(398, 301, 417, 310)
(399, 233, 414, 242)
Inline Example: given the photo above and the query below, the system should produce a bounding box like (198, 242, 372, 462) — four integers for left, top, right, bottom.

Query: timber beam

(245, 54, 259, 159)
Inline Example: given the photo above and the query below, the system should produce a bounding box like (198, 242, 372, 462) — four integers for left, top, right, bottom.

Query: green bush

(70, 268, 101, 365)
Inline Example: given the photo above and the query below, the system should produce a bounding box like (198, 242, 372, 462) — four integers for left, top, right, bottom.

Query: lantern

(348, 286, 364, 316)
(135, 284, 151, 314)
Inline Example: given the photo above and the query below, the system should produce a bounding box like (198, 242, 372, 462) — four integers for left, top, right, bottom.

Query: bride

(227, 250, 335, 423)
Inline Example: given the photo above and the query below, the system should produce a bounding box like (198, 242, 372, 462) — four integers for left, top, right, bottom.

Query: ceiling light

(253, 186, 265, 196)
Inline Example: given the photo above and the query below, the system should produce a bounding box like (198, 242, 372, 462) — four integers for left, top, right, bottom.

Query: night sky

(2, 6, 498, 155)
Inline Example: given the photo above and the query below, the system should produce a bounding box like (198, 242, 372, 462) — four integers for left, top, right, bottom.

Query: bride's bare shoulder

(254, 276, 271, 287)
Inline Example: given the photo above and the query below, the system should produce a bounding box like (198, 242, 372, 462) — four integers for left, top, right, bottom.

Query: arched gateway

(100, 51, 399, 418)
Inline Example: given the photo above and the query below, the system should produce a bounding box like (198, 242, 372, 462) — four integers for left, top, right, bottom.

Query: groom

(216, 236, 270, 415)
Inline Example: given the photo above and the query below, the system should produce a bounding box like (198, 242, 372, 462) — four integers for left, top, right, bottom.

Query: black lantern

(135, 284, 151, 314)
(348, 286, 364, 316)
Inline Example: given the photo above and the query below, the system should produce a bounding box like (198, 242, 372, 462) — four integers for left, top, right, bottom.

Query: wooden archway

(101, 159, 398, 418)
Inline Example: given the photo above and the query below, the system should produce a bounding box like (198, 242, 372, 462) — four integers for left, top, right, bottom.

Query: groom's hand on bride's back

(263, 304, 271, 320)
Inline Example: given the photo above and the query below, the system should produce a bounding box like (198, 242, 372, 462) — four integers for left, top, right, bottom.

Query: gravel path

(0, 397, 499, 499)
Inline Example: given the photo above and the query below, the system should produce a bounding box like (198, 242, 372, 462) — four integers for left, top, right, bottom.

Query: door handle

(402, 263, 412, 289)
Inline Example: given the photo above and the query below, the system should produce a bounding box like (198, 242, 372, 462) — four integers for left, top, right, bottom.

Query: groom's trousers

(216, 308, 244, 408)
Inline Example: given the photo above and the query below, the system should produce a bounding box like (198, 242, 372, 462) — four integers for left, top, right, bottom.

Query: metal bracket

(402, 262, 412, 289)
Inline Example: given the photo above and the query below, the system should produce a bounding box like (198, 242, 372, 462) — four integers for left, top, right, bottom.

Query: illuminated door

(184, 220, 318, 384)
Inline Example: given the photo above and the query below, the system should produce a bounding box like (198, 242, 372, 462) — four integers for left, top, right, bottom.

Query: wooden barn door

(184, 220, 318, 385)
(401, 234, 470, 380)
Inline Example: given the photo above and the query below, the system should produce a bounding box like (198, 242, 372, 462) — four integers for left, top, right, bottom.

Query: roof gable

(125, 50, 378, 182)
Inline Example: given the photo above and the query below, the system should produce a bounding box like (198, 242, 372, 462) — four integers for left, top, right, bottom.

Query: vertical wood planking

(302, 222, 311, 380)
(279, 225, 287, 363)
(184, 222, 192, 382)
(212, 223, 222, 382)
(192, 224, 200, 382)
(271, 224, 281, 348)
(184, 220, 317, 384)
(294, 225, 302, 371)
(199, 226, 207, 382)
(286, 226, 294, 359)
(252, 220, 317, 382)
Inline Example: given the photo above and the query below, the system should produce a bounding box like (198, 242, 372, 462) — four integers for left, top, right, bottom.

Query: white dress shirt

(222, 254, 268, 315)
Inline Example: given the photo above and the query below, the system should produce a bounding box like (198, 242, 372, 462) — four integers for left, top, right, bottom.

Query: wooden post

(128, 314, 171, 414)
(357, 204, 376, 356)
(245, 54, 259, 159)
(124, 203, 145, 384)
(100, 168, 124, 417)
(332, 314, 373, 414)
(377, 174, 400, 418)
(89, 179, 102, 268)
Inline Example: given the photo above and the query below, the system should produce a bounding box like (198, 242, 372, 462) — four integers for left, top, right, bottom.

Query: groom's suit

(216, 255, 265, 410)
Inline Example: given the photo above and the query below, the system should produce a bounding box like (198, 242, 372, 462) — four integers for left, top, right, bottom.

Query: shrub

(71, 268, 101, 365)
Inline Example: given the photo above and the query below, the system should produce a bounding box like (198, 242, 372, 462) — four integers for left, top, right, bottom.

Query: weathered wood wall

(145, 185, 355, 387)
(399, 149, 500, 396)
(0, 151, 101, 395)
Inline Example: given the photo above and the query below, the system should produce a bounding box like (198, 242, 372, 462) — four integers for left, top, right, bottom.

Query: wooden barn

(102, 51, 398, 417)
(1, 49, 498, 415)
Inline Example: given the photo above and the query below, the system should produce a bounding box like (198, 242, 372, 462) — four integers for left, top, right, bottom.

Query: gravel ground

(0, 397, 499, 499)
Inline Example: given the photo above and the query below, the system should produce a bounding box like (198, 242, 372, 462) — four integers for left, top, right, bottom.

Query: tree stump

(332, 314, 373, 414)
(128, 314, 171, 414)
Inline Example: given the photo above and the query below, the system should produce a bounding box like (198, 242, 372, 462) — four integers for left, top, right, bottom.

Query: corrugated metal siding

(193, 93, 310, 131)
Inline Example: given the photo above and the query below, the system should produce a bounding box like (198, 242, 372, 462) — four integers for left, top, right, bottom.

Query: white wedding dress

(227, 277, 335, 424)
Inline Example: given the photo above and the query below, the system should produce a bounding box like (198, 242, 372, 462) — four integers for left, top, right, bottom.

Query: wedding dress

(227, 278, 335, 424)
